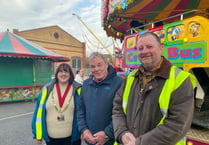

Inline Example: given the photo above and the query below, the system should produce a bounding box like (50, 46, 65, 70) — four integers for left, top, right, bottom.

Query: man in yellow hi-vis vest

(112, 32, 196, 145)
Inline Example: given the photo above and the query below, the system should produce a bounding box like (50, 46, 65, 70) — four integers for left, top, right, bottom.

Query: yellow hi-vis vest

(121, 66, 196, 145)
(35, 87, 81, 140)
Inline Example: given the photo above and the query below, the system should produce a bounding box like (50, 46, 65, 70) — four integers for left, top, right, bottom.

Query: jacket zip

(92, 87, 97, 133)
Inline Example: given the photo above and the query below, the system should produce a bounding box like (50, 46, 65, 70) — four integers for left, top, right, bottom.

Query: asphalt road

(0, 101, 44, 145)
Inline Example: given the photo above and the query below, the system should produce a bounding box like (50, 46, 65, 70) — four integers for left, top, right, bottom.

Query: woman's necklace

(51, 83, 73, 121)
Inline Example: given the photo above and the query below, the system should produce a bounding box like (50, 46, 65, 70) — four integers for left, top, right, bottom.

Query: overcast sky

(0, 0, 121, 56)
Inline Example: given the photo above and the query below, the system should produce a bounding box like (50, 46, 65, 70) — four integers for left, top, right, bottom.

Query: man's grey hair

(89, 52, 107, 62)
(137, 32, 161, 47)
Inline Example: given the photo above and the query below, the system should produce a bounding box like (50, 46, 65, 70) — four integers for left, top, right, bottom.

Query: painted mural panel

(0, 86, 42, 102)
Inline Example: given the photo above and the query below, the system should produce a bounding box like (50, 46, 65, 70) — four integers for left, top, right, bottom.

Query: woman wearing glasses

(32, 63, 81, 145)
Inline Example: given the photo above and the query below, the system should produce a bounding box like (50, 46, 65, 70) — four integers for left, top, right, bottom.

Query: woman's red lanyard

(56, 83, 71, 108)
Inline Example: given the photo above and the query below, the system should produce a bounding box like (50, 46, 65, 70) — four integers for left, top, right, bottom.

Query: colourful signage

(163, 41, 207, 64)
(125, 50, 140, 66)
(122, 16, 209, 69)
(123, 41, 207, 67)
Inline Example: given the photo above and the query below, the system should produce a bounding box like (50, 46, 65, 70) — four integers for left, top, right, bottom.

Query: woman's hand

(34, 139, 42, 144)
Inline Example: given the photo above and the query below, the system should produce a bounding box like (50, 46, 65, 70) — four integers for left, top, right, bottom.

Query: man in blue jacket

(77, 52, 123, 145)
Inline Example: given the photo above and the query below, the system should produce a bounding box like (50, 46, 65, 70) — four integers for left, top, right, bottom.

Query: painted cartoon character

(155, 30, 165, 41)
(190, 23, 200, 37)
(168, 26, 181, 40)
(1, 89, 12, 100)
(127, 37, 135, 48)
(23, 88, 33, 98)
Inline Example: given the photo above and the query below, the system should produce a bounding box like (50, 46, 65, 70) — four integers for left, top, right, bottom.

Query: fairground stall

(102, 0, 209, 144)
(0, 31, 69, 102)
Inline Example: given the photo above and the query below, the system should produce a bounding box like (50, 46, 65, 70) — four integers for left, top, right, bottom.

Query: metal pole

(72, 13, 114, 58)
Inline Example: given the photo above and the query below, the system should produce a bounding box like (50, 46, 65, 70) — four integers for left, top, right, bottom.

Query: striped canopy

(0, 31, 69, 62)
(102, 0, 209, 40)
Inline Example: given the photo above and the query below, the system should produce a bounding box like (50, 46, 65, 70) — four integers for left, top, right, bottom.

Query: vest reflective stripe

(175, 137, 187, 145)
(122, 66, 196, 145)
(188, 74, 197, 89)
(122, 69, 138, 113)
(36, 87, 47, 140)
(158, 66, 185, 124)
(77, 88, 81, 95)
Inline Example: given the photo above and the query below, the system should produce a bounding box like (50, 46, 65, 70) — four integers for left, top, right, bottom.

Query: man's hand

(34, 139, 42, 144)
(93, 131, 108, 145)
(81, 133, 85, 141)
(82, 129, 97, 144)
(121, 132, 136, 145)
